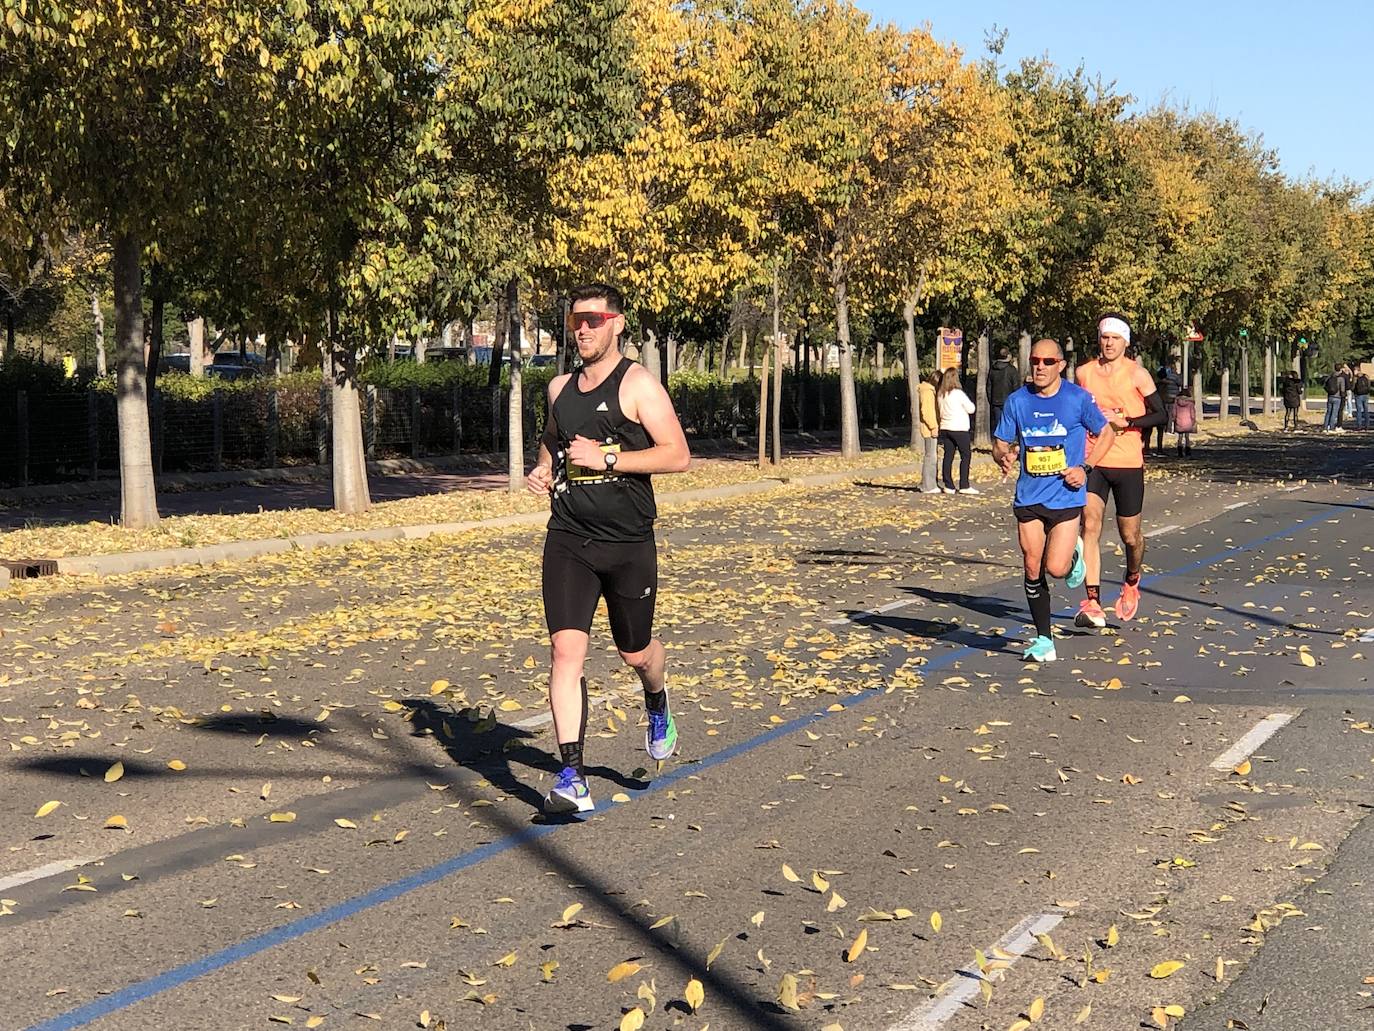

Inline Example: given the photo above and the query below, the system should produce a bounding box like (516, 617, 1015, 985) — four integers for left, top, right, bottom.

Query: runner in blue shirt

(993, 339, 1116, 662)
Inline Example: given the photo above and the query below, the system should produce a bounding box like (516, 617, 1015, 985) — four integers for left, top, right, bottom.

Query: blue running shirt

(994, 382, 1108, 509)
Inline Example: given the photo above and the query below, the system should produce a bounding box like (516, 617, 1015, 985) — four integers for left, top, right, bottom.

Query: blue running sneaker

(544, 766, 594, 814)
(1065, 536, 1086, 589)
(646, 702, 678, 762)
(1023, 635, 1058, 663)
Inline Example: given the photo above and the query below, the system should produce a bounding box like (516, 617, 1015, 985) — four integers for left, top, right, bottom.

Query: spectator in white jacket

(936, 367, 979, 494)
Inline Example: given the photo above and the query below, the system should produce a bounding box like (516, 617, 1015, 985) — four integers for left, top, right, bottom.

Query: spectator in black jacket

(1154, 359, 1183, 453)
(1281, 370, 1304, 431)
(987, 346, 1020, 437)
(1353, 366, 1371, 430)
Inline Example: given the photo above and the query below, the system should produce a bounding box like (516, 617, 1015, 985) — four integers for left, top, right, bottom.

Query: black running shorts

(1086, 466, 1145, 518)
(542, 529, 657, 653)
(1014, 503, 1083, 527)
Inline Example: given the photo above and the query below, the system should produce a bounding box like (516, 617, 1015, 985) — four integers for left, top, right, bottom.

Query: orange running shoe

(1074, 599, 1107, 629)
(1115, 580, 1141, 621)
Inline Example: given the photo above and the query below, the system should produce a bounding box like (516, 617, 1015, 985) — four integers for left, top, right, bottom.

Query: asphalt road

(0, 430, 1370, 1031)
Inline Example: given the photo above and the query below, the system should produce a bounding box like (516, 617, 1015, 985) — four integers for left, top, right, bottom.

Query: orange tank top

(1077, 357, 1145, 468)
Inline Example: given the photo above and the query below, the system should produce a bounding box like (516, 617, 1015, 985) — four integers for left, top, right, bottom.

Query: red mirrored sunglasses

(567, 310, 620, 331)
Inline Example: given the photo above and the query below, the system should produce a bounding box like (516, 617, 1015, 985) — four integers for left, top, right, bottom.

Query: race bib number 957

(1025, 445, 1067, 476)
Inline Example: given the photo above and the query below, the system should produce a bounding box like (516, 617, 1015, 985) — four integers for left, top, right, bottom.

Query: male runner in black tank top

(526, 283, 691, 814)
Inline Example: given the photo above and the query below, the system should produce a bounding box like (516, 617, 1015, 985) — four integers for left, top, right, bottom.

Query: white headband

(1098, 317, 1130, 343)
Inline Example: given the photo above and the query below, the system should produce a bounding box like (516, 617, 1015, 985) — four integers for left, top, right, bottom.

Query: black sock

(1025, 575, 1052, 639)
(557, 677, 590, 774)
(559, 741, 583, 774)
(644, 686, 667, 713)
(1086, 584, 1100, 603)
(1125, 569, 1141, 587)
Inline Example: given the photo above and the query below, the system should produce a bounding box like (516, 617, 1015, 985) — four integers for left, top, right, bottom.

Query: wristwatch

(603, 451, 618, 471)
(1081, 463, 1093, 476)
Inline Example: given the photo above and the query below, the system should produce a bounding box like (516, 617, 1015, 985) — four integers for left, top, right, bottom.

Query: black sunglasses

(1028, 356, 1062, 367)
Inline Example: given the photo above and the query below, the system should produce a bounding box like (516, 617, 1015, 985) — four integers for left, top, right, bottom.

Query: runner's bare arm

(527, 375, 573, 494)
(992, 436, 1019, 474)
(601, 364, 691, 474)
(1084, 424, 1116, 468)
(1125, 366, 1165, 429)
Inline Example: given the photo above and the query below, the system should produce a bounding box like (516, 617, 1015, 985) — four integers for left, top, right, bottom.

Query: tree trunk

(328, 319, 371, 514)
(145, 264, 165, 435)
(757, 345, 769, 468)
(1192, 370, 1203, 417)
(505, 278, 524, 493)
(112, 233, 160, 528)
(974, 329, 990, 446)
(902, 272, 926, 449)
(266, 336, 282, 375)
(719, 325, 732, 376)
(1240, 347, 1250, 423)
(4, 309, 13, 357)
(1220, 365, 1230, 423)
(1262, 338, 1274, 416)
(739, 326, 748, 373)
(1018, 330, 1032, 379)
(187, 316, 205, 378)
(92, 289, 108, 376)
(832, 260, 860, 458)
(770, 271, 783, 464)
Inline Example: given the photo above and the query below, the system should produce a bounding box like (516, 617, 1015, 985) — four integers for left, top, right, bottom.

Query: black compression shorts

(1086, 466, 1145, 518)
(1014, 503, 1083, 527)
(542, 529, 657, 653)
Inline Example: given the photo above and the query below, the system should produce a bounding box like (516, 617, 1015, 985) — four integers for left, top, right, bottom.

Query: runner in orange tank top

(1072, 314, 1165, 627)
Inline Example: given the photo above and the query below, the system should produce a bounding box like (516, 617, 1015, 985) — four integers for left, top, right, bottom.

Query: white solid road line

(1360, 628, 1374, 644)
(0, 856, 101, 893)
(1144, 524, 1181, 538)
(886, 909, 1066, 1031)
(1224, 501, 1251, 511)
(828, 597, 915, 626)
(1209, 712, 1297, 771)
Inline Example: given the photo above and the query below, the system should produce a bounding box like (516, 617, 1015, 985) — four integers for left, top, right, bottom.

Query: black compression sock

(557, 677, 590, 773)
(558, 741, 583, 774)
(1086, 584, 1100, 603)
(1024, 575, 1052, 639)
(644, 686, 667, 713)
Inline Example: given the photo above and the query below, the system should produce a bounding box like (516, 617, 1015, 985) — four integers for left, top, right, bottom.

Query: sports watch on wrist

(1082, 463, 1093, 476)
(603, 450, 618, 471)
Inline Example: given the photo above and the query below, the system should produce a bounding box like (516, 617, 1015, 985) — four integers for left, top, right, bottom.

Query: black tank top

(548, 357, 657, 542)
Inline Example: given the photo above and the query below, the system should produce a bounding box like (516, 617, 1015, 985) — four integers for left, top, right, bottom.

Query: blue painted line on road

(23, 498, 1353, 1031)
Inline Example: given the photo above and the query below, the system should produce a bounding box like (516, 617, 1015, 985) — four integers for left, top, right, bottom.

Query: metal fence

(0, 373, 911, 488)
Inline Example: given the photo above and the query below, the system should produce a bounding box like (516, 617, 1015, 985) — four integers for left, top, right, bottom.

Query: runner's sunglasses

(1028, 356, 1063, 367)
(567, 311, 621, 331)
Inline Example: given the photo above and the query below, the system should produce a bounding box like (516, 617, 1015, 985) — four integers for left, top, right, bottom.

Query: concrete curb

(0, 454, 507, 506)
(50, 457, 935, 580)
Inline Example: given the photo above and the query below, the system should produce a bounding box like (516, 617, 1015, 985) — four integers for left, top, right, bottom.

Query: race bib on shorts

(1025, 445, 1067, 476)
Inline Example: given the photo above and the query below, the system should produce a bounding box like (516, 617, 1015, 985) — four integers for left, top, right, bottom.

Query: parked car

(208, 352, 263, 380)
(426, 346, 470, 363)
(528, 354, 557, 368)
(159, 353, 191, 374)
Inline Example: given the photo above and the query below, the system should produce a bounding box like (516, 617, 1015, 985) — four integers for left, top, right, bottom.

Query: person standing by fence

(937, 367, 978, 495)
(1353, 367, 1370, 430)
(1154, 359, 1182, 453)
(987, 346, 1020, 439)
(1281, 370, 1304, 431)
(919, 370, 939, 492)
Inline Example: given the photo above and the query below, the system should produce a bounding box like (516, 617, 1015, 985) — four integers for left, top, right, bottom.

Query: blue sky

(859, 1, 1373, 187)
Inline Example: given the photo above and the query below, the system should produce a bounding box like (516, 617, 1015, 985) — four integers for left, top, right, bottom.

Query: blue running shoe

(544, 766, 594, 814)
(1065, 536, 1086, 589)
(646, 703, 678, 762)
(1023, 635, 1058, 663)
